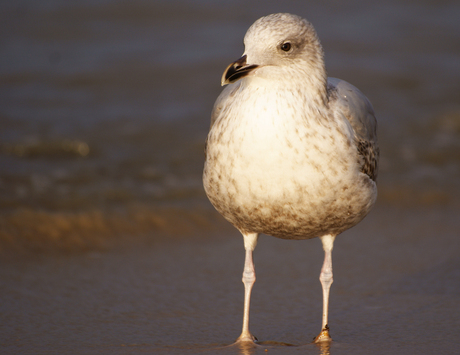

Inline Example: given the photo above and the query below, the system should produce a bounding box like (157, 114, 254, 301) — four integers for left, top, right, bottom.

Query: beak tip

(220, 55, 257, 86)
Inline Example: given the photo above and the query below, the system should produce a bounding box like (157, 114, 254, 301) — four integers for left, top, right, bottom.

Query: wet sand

(1, 202, 460, 354)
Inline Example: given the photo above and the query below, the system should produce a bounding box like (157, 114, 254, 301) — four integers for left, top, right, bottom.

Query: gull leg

(236, 233, 259, 343)
(314, 234, 336, 343)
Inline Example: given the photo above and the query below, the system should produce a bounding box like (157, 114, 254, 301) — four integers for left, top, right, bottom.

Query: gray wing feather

(327, 77, 379, 181)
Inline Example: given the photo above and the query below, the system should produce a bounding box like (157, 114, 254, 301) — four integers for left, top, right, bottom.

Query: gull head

(221, 13, 326, 87)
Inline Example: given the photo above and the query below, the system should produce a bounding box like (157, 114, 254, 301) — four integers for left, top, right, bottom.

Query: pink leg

(236, 233, 258, 343)
(314, 234, 336, 343)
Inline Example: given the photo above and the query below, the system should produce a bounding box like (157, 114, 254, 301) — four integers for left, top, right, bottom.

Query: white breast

(204, 83, 376, 239)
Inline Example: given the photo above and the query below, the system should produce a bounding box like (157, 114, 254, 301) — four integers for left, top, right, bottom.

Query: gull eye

(280, 41, 291, 52)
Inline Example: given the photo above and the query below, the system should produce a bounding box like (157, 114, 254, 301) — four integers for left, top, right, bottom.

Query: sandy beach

(2, 202, 460, 354)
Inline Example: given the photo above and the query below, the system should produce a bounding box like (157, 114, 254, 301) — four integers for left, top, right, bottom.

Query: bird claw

(313, 325, 332, 343)
(236, 332, 258, 343)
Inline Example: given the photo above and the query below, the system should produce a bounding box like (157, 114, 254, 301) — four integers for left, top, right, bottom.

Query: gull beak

(221, 55, 259, 86)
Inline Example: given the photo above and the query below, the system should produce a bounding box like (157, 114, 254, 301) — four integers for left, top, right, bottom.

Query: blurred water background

(1, 1, 460, 354)
(1, 0, 459, 251)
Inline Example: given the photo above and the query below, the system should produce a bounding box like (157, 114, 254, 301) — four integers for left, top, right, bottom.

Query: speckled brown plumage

(202, 13, 379, 343)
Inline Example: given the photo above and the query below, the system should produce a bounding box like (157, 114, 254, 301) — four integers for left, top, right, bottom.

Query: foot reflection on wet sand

(219, 339, 331, 355)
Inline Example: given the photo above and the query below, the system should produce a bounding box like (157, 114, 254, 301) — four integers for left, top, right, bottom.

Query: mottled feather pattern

(327, 77, 379, 182)
(358, 139, 379, 181)
(202, 13, 380, 342)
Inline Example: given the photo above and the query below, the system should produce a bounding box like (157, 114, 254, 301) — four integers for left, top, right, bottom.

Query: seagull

(203, 13, 379, 343)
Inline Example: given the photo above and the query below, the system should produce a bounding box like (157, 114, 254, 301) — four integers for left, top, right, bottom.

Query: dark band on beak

(221, 55, 259, 86)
